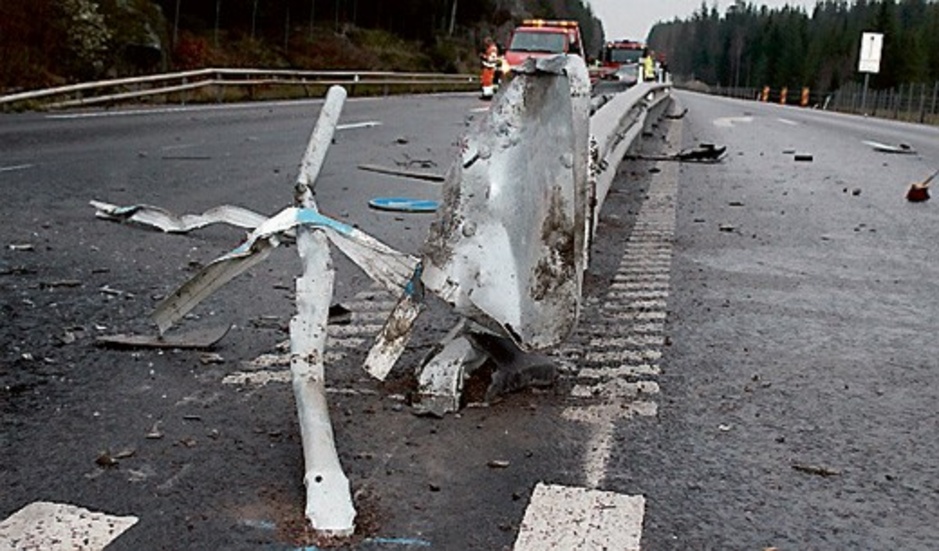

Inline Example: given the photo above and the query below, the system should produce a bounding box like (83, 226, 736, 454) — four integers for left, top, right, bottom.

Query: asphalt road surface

(2, 89, 938, 550)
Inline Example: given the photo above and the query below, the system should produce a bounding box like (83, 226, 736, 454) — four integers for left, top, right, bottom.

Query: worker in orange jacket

(480, 37, 499, 100)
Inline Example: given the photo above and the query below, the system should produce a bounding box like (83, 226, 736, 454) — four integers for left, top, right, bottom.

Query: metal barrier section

(89, 61, 672, 534)
(421, 55, 592, 351)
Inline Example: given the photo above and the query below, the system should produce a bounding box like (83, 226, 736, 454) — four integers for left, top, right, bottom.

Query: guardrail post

(919, 82, 927, 123)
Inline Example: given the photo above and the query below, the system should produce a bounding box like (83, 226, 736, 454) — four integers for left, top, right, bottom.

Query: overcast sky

(589, 1, 819, 42)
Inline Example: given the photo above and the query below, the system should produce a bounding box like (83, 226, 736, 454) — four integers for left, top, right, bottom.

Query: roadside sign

(858, 32, 883, 74)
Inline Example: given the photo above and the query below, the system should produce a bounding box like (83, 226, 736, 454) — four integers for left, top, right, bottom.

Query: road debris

(367, 197, 439, 213)
(626, 143, 727, 163)
(487, 459, 511, 469)
(145, 422, 164, 439)
(96, 324, 231, 349)
(794, 154, 814, 162)
(664, 107, 689, 120)
(41, 279, 82, 289)
(906, 169, 937, 203)
(862, 140, 917, 154)
(8, 243, 34, 251)
(792, 463, 841, 477)
(199, 352, 225, 365)
(91, 200, 268, 234)
(357, 163, 445, 183)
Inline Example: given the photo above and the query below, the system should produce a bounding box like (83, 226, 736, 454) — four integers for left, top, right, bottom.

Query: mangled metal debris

(92, 200, 268, 232)
(364, 56, 591, 409)
(862, 140, 917, 154)
(96, 324, 231, 350)
(627, 143, 726, 163)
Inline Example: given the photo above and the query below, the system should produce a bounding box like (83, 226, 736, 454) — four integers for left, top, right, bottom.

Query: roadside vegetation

(0, 0, 604, 93)
(649, 0, 939, 94)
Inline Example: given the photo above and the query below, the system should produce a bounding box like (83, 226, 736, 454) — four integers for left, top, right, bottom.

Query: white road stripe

(0, 501, 137, 551)
(586, 349, 662, 364)
(0, 164, 34, 173)
(571, 380, 660, 399)
(579, 364, 660, 378)
(514, 484, 644, 551)
(777, 117, 798, 125)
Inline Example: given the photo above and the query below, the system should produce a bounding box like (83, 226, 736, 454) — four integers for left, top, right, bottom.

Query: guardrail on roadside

(88, 57, 674, 537)
(690, 80, 939, 125)
(0, 68, 479, 111)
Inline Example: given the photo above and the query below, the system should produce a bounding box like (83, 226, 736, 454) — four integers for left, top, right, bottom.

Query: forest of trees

(0, 0, 603, 92)
(648, 0, 939, 93)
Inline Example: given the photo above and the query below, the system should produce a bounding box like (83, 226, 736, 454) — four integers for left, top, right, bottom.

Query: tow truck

(503, 19, 585, 78)
(594, 39, 645, 81)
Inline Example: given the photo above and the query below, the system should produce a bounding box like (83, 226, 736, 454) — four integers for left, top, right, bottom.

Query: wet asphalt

(2, 89, 938, 550)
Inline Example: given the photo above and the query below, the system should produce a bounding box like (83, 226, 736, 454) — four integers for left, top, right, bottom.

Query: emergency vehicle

(595, 39, 645, 80)
(503, 19, 585, 77)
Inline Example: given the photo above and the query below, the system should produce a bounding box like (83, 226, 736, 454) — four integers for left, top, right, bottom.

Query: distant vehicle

(594, 40, 645, 81)
(591, 62, 640, 95)
(503, 19, 586, 77)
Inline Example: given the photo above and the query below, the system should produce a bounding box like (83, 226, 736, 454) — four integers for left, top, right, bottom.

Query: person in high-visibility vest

(480, 37, 499, 100)
(642, 48, 655, 82)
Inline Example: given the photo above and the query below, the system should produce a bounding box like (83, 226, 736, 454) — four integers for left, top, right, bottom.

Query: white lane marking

(0, 164, 34, 173)
(571, 380, 660, 399)
(469, 106, 489, 113)
(777, 117, 798, 126)
(0, 501, 138, 551)
(514, 484, 644, 551)
(713, 115, 753, 128)
(586, 349, 662, 364)
(579, 364, 660, 378)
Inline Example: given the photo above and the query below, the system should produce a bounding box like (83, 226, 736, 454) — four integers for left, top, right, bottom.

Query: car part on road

(906, 169, 938, 202)
(862, 140, 917, 154)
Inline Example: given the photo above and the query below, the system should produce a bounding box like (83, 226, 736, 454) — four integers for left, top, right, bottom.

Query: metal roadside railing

(0, 68, 479, 111)
(85, 56, 674, 537)
(687, 80, 939, 125)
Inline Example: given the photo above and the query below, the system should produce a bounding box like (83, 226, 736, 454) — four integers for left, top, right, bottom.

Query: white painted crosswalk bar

(0, 502, 138, 551)
(514, 484, 644, 551)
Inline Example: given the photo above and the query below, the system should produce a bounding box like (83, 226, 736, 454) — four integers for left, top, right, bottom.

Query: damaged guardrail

(91, 55, 671, 537)
(0, 68, 477, 111)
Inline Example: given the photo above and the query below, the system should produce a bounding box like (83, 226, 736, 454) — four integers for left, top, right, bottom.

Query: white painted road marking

(777, 117, 798, 125)
(0, 501, 138, 551)
(514, 483, 644, 551)
(0, 164, 34, 173)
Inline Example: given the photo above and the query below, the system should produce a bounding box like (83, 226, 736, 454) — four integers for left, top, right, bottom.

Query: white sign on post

(858, 32, 883, 74)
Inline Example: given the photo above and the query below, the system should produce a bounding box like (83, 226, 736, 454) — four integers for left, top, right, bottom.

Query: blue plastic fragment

(367, 197, 439, 213)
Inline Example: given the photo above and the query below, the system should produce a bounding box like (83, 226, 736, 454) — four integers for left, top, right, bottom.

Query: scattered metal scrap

(92, 200, 268, 233)
(863, 140, 917, 154)
(357, 163, 445, 183)
(906, 169, 938, 202)
(627, 143, 726, 163)
(96, 324, 231, 349)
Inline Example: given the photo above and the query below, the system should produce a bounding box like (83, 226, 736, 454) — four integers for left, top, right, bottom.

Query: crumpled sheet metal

(91, 200, 269, 232)
(152, 206, 417, 333)
(419, 55, 591, 351)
